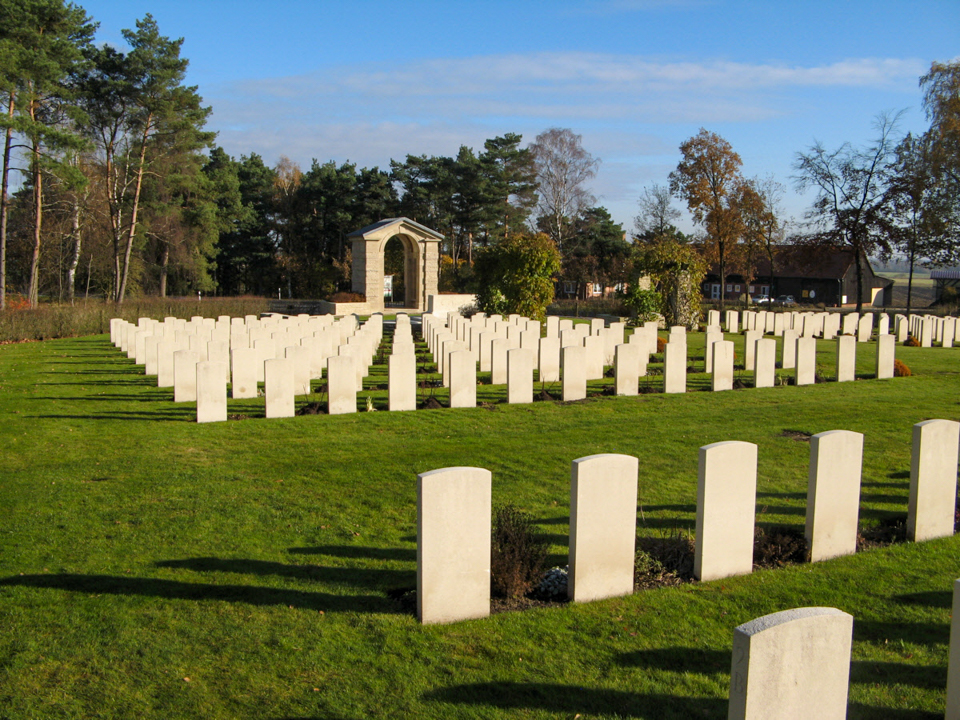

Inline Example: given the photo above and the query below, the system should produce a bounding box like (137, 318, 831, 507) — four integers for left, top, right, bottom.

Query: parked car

(753, 294, 771, 304)
(776, 295, 796, 305)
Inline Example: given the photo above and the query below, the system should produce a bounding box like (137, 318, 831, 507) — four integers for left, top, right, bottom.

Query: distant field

(878, 271, 936, 308)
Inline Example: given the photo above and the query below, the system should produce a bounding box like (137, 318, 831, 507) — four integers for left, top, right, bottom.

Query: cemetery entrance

(347, 217, 442, 312)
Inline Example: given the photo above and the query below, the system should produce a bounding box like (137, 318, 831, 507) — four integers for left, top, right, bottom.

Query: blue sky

(80, 0, 959, 234)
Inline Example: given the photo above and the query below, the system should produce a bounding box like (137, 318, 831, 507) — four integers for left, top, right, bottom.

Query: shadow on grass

(755, 505, 806, 517)
(894, 590, 951, 608)
(155, 557, 415, 589)
(859, 492, 910, 505)
(0, 573, 401, 613)
(756, 491, 806, 501)
(855, 619, 949, 645)
(26, 411, 196, 421)
(423, 682, 726, 719)
(616, 647, 728, 674)
(288, 545, 416, 562)
(851, 659, 946, 690)
(847, 704, 941, 719)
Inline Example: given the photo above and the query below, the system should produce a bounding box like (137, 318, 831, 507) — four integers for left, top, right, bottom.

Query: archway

(347, 218, 442, 311)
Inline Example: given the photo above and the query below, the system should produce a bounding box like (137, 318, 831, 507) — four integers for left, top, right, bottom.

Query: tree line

(1, 1, 956, 316)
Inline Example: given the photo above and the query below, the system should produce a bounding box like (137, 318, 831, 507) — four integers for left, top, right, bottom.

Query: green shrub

(490, 505, 548, 599)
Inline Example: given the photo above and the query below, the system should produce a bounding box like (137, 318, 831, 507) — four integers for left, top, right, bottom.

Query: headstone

(842, 312, 858, 336)
(157, 339, 176, 388)
(490, 338, 510, 385)
(582, 334, 605, 380)
(663, 341, 686, 394)
(795, 337, 816, 386)
(506, 348, 533, 404)
(857, 313, 873, 342)
(231, 347, 259, 399)
(877, 313, 890, 336)
(754, 338, 776, 388)
(264, 357, 295, 418)
(449, 349, 476, 409)
(144, 335, 161, 376)
(327, 355, 357, 415)
(561, 345, 587, 402)
(907, 419, 960, 542)
(173, 350, 200, 402)
(614, 343, 640, 396)
(417, 466, 491, 624)
(805, 430, 863, 562)
(743, 330, 761, 372)
(568, 454, 639, 602)
(546, 316, 560, 337)
(285, 346, 312, 396)
(726, 310, 740, 334)
(695, 441, 757, 581)
(728, 607, 853, 720)
(944, 317, 956, 349)
(712, 340, 734, 391)
(388, 352, 417, 411)
(538, 336, 561, 383)
(704, 329, 722, 373)
(946, 578, 960, 719)
(875, 334, 895, 379)
(781, 329, 798, 370)
(835, 335, 856, 382)
(196, 361, 228, 423)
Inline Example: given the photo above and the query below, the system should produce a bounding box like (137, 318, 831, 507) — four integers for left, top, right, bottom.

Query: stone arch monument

(347, 217, 442, 312)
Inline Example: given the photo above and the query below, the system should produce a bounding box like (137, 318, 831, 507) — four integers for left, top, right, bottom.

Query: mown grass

(0, 327, 958, 719)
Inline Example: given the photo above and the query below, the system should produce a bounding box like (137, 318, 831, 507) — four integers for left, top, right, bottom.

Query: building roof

(930, 269, 960, 280)
(346, 217, 444, 241)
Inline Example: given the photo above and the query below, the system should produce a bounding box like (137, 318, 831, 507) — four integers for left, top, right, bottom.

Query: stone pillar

(728, 607, 853, 720)
(417, 466, 491, 624)
(695, 441, 757, 582)
(908, 419, 960, 542)
(568, 454, 639, 603)
(805, 430, 863, 562)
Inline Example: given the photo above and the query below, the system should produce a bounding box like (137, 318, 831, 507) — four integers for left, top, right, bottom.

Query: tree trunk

(117, 117, 151, 304)
(28, 137, 42, 308)
(0, 92, 14, 310)
(906, 241, 916, 318)
(66, 195, 81, 305)
(853, 241, 864, 314)
(159, 244, 169, 298)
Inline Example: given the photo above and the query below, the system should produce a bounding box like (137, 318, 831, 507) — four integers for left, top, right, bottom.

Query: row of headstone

(110, 312, 384, 421)
(416, 419, 959, 625)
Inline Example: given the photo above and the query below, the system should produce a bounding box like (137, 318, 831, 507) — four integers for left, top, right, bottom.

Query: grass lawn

(0, 327, 958, 719)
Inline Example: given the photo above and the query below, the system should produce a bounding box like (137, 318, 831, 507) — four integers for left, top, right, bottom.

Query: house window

(726, 284, 732, 292)
(734, 284, 741, 292)
(749, 285, 755, 293)
(593, 283, 603, 295)
(761, 286, 769, 295)
(563, 282, 575, 295)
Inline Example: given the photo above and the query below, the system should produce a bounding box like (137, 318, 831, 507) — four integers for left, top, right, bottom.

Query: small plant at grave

(490, 505, 548, 599)
(656, 337, 667, 353)
(904, 335, 921, 347)
(753, 525, 808, 568)
(858, 516, 907, 550)
(634, 530, 696, 589)
(537, 566, 569, 599)
(893, 359, 912, 377)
